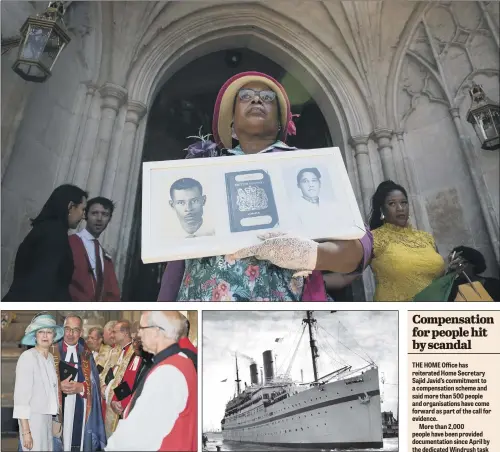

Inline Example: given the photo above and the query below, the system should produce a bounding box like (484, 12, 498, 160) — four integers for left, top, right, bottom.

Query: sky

(202, 310, 399, 431)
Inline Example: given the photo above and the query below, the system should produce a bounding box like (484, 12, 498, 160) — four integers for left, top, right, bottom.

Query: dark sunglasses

(238, 88, 276, 103)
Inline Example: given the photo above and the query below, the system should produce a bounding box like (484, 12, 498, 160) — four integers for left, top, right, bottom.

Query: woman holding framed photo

(158, 71, 373, 301)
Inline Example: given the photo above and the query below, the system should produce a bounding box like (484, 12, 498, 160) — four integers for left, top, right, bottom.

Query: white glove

(226, 231, 318, 275)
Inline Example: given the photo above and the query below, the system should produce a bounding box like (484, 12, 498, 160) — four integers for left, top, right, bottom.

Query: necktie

(93, 239, 104, 301)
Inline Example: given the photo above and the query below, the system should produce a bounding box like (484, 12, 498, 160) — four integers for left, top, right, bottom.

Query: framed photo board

(141, 148, 365, 264)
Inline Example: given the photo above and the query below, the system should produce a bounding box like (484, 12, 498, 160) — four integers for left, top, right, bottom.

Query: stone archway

(112, 4, 373, 298)
(123, 48, 337, 300)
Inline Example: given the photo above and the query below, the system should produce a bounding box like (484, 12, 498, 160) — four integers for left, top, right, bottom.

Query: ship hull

(222, 367, 383, 449)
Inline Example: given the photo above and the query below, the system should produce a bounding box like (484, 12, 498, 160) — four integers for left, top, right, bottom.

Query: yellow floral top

(371, 223, 445, 301)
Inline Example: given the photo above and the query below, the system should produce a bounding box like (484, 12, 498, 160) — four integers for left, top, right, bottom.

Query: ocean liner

(221, 311, 383, 449)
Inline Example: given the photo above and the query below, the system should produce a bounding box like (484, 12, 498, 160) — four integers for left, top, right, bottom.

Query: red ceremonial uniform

(111, 353, 143, 410)
(68, 234, 120, 301)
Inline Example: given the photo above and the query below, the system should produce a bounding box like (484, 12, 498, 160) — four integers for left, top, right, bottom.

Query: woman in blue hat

(14, 313, 64, 451)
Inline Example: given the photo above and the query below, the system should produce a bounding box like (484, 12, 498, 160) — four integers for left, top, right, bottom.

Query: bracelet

(22, 431, 31, 436)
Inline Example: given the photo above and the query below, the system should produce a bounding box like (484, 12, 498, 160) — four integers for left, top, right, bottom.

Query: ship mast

(303, 311, 319, 382)
(235, 354, 241, 395)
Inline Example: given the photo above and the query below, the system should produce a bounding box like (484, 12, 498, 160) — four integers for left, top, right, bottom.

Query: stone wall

(398, 2, 499, 275)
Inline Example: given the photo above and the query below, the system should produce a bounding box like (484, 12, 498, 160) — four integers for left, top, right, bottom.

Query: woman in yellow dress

(368, 181, 445, 301)
(324, 180, 445, 301)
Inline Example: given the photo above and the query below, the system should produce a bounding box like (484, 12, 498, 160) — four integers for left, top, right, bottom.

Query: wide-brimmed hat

(21, 313, 64, 346)
(212, 71, 295, 150)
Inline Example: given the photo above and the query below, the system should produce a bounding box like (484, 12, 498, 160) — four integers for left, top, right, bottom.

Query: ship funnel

(263, 350, 274, 382)
(250, 363, 258, 385)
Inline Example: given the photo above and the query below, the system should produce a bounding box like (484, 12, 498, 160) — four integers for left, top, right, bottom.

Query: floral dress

(176, 141, 305, 301)
(177, 255, 304, 301)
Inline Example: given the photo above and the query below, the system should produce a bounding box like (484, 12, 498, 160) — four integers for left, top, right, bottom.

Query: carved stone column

(479, 2, 499, 48)
(86, 83, 127, 194)
(371, 128, 397, 182)
(449, 107, 500, 262)
(349, 135, 373, 217)
(65, 82, 98, 185)
(107, 100, 147, 270)
(394, 130, 420, 228)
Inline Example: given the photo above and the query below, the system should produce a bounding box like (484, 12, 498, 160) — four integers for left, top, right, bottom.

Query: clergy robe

(102, 343, 142, 437)
(52, 339, 106, 451)
(93, 343, 111, 374)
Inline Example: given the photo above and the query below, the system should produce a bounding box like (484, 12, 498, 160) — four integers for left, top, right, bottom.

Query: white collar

(121, 341, 132, 351)
(79, 228, 99, 242)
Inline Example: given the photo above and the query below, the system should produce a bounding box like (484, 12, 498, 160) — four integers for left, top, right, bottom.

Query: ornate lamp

(12, 1, 71, 83)
(466, 83, 500, 151)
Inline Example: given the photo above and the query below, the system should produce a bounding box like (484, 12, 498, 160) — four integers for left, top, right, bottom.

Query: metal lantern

(12, 1, 70, 83)
(466, 83, 500, 151)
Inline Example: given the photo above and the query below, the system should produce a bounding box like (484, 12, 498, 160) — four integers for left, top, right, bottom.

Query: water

(203, 433, 398, 451)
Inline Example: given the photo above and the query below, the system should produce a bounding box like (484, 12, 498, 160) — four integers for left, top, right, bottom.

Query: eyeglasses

(64, 327, 81, 335)
(238, 88, 276, 103)
(37, 329, 54, 335)
(137, 325, 164, 331)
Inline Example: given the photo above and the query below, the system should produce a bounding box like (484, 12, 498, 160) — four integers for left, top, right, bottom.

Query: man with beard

(51, 315, 106, 451)
(69, 197, 120, 301)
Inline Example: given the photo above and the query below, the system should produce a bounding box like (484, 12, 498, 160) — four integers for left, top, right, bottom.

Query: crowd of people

(13, 311, 197, 451)
(3, 70, 498, 301)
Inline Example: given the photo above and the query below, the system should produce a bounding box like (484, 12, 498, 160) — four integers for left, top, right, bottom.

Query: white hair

(104, 320, 117, 332)
(148, 311, 184, 342)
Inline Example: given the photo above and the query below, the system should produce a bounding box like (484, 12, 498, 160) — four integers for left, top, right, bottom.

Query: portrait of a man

(169, 178, 215, 238)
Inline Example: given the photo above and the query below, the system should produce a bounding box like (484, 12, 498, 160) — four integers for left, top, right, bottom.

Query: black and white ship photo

(202, 311, 399, 452)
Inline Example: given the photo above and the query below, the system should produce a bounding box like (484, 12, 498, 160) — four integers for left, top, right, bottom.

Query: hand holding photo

(226, 231, 318, 272)
(142, 148, 365, 264)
